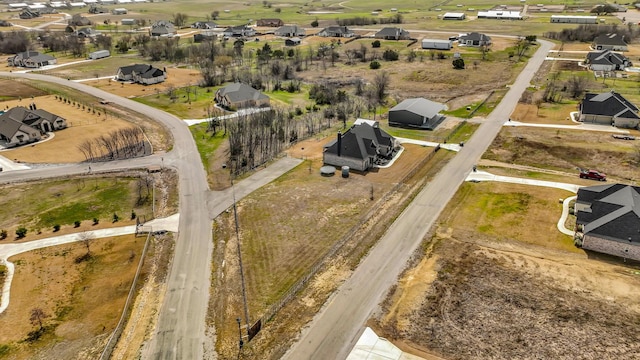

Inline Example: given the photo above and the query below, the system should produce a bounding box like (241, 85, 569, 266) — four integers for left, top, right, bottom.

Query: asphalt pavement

(283, 39, 555, 360)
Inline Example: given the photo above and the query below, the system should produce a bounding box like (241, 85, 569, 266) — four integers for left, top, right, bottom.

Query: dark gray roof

(275, 24, 305, 36)
(13, 51, 55, 63)
(151, 20, 175, 34)
(460, 32, 491, 42)
(581, 90, 639, 118)
(375, 27, 409, 37)
(577, 184, 640, 243)
(586, 49, 629, 66)
(594, 33, 627, 46)
(218, 83, 268, 102)
(389, 98, 446, 118)
(119, 64, 164, 77)
(324, 123, 394, 161)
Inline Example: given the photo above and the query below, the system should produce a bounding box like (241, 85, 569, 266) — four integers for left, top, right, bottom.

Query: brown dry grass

(484, 126, 640, 181)
(373, 179, 640, 360)
(0, 234, 145, 359)
(210, 143, 452, 359)
(1, 95, 137, 163)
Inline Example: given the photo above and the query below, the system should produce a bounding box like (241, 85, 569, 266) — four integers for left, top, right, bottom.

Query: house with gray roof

(192, 21, 217, 29)
(574, 184, 640, 261)
(8, 51, 56, 68)
(388, 98, 447, 130)
(116, 64, 167, 85)
(585, 49, 631, 71)
(579, 90, 639, 128)
(257, 18, 284, 27)
(323, 121, 398, 172)
(374, 27, 410, 40)
(275, 24, 305, 37)
(459, 32, 491, 47)
(150, 20, 175, 37)
(593, 33, 628, 51)
(317, 25, 355, 38)
(215, 83, 270, 110)
(0, 106, 66, 147)
(223, 25, 256, 37)
(76, 27, 101, 38)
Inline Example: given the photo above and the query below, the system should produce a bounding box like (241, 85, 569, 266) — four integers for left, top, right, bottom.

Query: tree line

(544, 24, 639, 43)
(78, 127, 148, 162)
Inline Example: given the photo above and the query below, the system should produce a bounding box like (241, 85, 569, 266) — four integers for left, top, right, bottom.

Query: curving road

(283, 39, 554, 360)
(0, 72, 212, 359)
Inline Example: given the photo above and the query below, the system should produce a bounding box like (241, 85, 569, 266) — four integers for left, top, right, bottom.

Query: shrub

(0, 230, 6, 240)
(93, 217, 99, 225)
(372, 40, 381, 48)
(382, 49, 399, 61)
(452, 58, 465, 69)
(131, 210, 137, 220)
(74, 220, 81, 228)
(311, 19, 319, 27)
(53, 224, 60, 232)
(113, 213, 119, 223)
(16, 227, 27, 239)
(369, 60, 381, 69)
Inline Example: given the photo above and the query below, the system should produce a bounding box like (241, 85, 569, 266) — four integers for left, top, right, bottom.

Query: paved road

(283, 39, 554, 360)
(0, 72, 213, 360)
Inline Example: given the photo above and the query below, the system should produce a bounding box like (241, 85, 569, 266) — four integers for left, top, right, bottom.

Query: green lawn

(190, 122, 227, 173)
(0, 177, 153, 233)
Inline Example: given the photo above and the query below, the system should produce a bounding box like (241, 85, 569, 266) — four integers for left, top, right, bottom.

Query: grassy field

(210, 139, 451, 358)
(0, 234, 151, 360)
(0, 176, 154, 240)
(445, 182, 576, 251)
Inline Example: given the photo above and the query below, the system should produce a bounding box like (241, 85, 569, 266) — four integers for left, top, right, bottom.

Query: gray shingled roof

(577, 184, 640, 243)
(594, 33, 627, 46)
(389, 98, 446, 118)
(581, 91, 639, 118)
(218, 83, 268, 102)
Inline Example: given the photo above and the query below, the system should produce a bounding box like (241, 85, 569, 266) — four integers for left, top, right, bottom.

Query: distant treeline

(544, 24, 638, 43)
(337, 14, 403, 26)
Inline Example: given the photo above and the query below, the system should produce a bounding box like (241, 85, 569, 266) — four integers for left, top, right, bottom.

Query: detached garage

(389, 98, 447, 129)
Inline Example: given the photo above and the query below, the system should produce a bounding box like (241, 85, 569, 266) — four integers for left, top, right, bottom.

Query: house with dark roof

(275, 24, 305, 37)
(374, 27, 410, 40)
(317, 25, 355, 38)
(257, 18, 284, 27)
(150, 20, 175, 37)
(215, 83, 270, 110)
(593, 33, 628, 51)
(388, 98, 447, 130)
(116, 64, 167, 85)
(574, 184, 640, 261)
(223, 25, 256, 37)
(19, 9, 40, 19)
(0, 106, 67, 148)
(76, 27, 101, 38)
(579, 90, 640, 128)
(585, 49, 631, 71)
(285, 37, 301, 46)
(323, 121, 398, 172)
(69, 14, 92, 26)
(8, 51, 56, 68)
(192, 21, 217, 29)
(459, 32, 491, 47)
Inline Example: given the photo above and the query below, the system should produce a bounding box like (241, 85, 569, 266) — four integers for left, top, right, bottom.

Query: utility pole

(231, 164, 251, 337)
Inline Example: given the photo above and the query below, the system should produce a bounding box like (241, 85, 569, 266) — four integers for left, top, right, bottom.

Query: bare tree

(78, 231, 95, 256)
(30, 308, 49, 330)
(373, 71, 390, 105)
(173, 13, 188, 28)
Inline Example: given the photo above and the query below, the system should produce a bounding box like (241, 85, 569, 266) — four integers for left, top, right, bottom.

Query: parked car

(579, 169, 606, 181)
(612, 134, 636, 140)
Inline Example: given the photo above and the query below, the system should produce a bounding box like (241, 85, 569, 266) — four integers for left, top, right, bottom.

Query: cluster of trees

(0, 31, 29, 54)
(337, 14, 403, 26)
(544, 24, 637, 43)
(78, 127, 148, 162)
